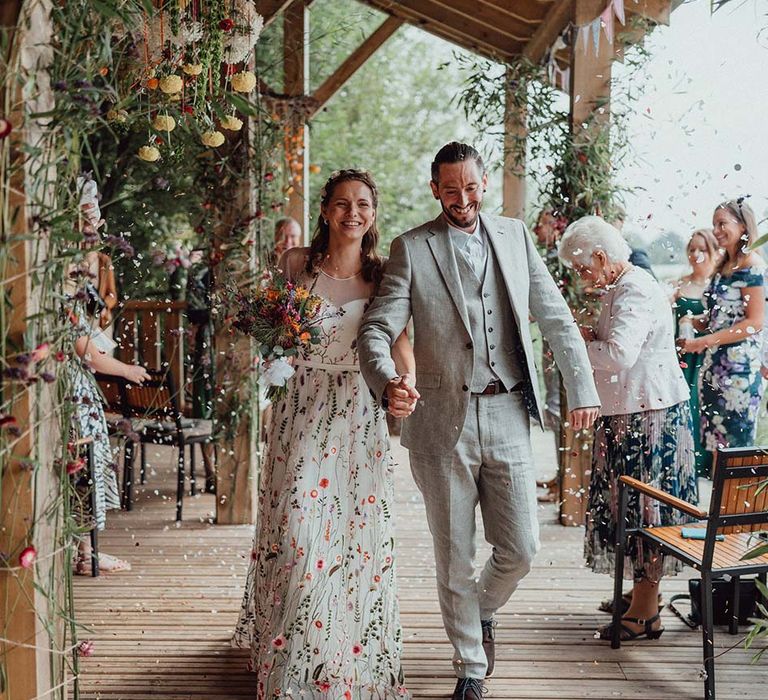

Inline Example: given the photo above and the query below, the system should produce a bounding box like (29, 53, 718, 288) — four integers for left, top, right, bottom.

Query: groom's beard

(441, 200, 482, 231)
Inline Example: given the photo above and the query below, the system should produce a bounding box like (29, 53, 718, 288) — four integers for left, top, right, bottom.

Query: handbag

(668, 576, 759, 629)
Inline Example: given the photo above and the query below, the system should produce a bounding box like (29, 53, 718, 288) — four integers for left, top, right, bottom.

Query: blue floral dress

(699, 265, 766, 461)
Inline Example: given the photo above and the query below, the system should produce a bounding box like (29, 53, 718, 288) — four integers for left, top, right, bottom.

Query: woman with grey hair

(558, 215, 697, 641)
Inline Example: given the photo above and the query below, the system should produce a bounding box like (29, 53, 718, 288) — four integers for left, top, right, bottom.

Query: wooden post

(502, 67, 526, 220)
(213, 130, 258, 526)
(558, 0, 614, 527)
(570, 0, 613, 134)
(1, 1, 61, 697)
(283, 0, 309, 239)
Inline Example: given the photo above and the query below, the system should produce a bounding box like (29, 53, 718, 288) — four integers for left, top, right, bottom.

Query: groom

(358, 142, 600, 698)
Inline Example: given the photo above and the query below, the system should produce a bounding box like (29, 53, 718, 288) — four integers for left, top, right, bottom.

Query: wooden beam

(363, 0, 522, 62)
(523, 0, 573, 63)
(255, 0, 294, 27)
(283, 0, 309, 235)
(310, 16, 403, 116)
(502, 68, 526, 220)
(409, 0, 536, 40)
(477, 0, 550, 26)
(625, 0, 672, 26)
(569, 0, 612, 132)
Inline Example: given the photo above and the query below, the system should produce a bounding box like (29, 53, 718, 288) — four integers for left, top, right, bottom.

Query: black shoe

(481, 618, 496, 678)
(452, 678, 485, 700)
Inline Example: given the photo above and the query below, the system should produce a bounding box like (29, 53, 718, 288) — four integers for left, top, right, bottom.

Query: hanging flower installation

(127, 0, 264, 164)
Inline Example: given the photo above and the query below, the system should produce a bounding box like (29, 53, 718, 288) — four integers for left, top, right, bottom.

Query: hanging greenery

(0, 1, 284, 696)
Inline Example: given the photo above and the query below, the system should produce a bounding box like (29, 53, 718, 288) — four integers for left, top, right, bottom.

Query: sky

(614, 0, 768, 244)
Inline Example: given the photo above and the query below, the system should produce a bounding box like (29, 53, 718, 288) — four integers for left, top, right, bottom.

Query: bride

(233, 169, 417, 698)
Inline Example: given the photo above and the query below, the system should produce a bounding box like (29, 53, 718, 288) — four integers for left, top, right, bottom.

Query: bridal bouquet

(232, 270, 334, 399)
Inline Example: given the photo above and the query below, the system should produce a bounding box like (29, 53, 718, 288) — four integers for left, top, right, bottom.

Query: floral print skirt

(232, 366, 407, 699)
(584, 401, 698, 581)
(699, 342, 764, 458)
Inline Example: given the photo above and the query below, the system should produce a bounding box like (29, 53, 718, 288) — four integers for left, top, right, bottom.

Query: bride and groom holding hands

(232, 142, 600, 699)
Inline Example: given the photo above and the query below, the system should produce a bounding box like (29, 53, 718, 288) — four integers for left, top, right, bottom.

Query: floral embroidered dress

(232, 250, 407, 699)
(700, 264, 766, 458)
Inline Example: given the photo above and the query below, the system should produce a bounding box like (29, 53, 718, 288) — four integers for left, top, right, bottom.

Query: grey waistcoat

(455, 243, 525, 392)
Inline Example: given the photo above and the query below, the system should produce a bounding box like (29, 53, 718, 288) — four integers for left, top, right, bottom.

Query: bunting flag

(591, 16, 602, 55)
(580, 24, 590, 54)
(549, 0, 627, 59)
(613, 0, 626, 26)
(601, 4, 614, 44)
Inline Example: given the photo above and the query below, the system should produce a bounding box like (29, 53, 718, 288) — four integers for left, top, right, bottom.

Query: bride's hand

(385, 375, 419, 418)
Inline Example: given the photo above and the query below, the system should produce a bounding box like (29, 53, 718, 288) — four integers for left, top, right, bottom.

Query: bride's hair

(306, 169, 384, 286)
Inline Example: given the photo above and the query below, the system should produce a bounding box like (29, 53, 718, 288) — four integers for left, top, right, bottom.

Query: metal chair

(611, 446, 768, 700)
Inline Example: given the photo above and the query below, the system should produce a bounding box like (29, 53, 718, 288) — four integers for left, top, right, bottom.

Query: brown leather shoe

(481, 618, 496, 678)
(452, 678, 485, 700)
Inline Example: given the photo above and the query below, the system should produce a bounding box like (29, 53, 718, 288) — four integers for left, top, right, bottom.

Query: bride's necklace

(320, 256, 362, 280)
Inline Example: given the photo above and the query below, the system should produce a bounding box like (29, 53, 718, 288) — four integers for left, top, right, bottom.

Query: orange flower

(146, 77, 159, 90)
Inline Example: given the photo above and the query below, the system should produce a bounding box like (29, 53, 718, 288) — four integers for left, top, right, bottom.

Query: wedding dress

(233, 249, 408, 699)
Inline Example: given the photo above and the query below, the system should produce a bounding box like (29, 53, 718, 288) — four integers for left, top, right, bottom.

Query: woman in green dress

(679, 200, 766, 478)
(671, 228, 719, 477)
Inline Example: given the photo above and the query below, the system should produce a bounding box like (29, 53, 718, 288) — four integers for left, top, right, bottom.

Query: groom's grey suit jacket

(357, 212, 600, 455)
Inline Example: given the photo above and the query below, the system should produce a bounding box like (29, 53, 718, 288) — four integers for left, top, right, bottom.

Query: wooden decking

(74, 432, 768, 699)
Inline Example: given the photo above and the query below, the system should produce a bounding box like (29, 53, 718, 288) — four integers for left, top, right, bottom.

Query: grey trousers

(409, 392, 540, 679)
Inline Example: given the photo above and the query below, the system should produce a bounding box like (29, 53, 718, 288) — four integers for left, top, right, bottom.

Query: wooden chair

(611, 446, 768, 700)
(121, 368, 212, 522)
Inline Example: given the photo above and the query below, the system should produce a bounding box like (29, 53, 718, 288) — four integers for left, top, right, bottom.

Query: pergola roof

(357, 0, 672, 64)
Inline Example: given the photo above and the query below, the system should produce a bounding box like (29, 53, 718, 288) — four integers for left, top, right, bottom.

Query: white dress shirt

(588, 266, 690, 416)
(448, 221, 487, 278)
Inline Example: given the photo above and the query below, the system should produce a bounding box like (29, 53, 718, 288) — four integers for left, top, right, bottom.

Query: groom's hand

(569, 406, 600, 431)
(385, 374, 420, 418)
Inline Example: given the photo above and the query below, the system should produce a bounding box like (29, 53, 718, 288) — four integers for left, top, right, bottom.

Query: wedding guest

(559, 215, 697, 641)
(70, 204, 150, 574)
(671, 228, 719, 477)
(679, 199, 765, 477)
(273, 216, 302, 259)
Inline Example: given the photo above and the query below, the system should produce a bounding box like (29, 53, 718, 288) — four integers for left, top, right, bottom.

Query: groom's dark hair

(431, 142, 485, 183)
